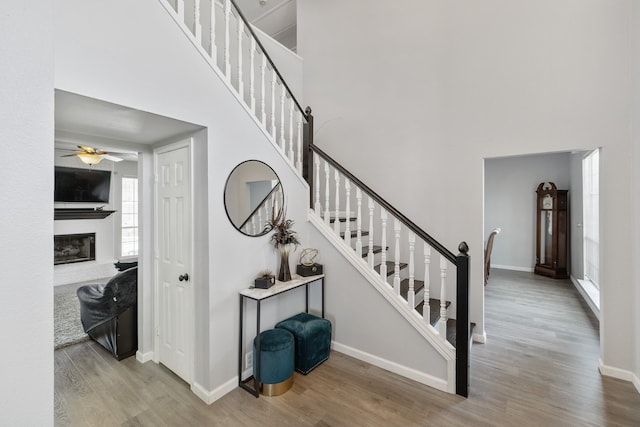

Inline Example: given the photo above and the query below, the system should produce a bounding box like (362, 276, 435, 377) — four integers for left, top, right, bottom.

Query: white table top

(240, 274, 324, 300)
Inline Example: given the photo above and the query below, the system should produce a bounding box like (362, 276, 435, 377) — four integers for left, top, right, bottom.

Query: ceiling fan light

(77, 152, 102, 166)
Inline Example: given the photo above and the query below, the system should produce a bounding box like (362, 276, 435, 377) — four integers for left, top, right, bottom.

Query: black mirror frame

(223, 159, 284, 237)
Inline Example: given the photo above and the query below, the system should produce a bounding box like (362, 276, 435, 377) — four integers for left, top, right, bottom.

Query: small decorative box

(296, 263, 323, 277)
(254, 276, 275, 289)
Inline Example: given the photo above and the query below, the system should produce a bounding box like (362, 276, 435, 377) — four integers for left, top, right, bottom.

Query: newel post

(455, 241, 470, 397)
(303, 106, 314, 208)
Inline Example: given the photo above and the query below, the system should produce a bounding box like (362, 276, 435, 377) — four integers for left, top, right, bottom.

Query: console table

(238, 274, 325, 397)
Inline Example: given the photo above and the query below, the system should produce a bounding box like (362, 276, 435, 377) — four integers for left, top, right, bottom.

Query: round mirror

(224, 160, 284, 237)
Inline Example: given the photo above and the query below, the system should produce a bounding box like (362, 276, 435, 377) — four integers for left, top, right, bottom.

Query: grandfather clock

(535, 182, 568, 279)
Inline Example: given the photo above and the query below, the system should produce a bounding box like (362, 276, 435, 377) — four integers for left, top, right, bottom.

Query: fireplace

(54, 233, 96, 265)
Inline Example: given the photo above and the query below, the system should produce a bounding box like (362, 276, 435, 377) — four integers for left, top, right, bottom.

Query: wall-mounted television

(54, 166, 111, 203)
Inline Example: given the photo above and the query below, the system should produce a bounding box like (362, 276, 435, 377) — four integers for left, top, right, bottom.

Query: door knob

(179, 273, 189, 282)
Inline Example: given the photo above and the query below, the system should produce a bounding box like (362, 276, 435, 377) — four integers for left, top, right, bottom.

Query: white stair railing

(313, 150, 459, 343)
(159, 0, 308, 173)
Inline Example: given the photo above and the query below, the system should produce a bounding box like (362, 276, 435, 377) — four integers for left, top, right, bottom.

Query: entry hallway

(55, 269, 640, 426)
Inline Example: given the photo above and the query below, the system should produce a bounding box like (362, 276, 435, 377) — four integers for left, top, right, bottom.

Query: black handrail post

(303, 107, 314, 208)
(455, 242, 470, 397)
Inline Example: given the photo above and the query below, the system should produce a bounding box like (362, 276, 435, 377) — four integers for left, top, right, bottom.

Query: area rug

(54, 278, 110, 349)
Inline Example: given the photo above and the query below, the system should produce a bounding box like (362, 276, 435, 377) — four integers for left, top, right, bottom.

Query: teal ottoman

(275, 312, 331, 375)
(253, 328, 294, 396)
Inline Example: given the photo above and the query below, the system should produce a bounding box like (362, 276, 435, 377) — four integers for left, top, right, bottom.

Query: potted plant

(266, 207, 300, 281)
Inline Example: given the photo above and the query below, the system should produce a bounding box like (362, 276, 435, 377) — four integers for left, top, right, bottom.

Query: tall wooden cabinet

(534, 182, 568, 279)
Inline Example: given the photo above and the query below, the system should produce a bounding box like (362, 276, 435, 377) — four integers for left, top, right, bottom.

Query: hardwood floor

(55, 269, 640, 426)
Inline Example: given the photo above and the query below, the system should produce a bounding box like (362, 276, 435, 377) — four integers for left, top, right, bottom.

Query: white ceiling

(234, 0, 297, 49)
(55, 91, 204, 157)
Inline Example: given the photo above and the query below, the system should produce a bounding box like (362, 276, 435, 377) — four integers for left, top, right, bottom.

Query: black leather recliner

(76, 267, 138, 360)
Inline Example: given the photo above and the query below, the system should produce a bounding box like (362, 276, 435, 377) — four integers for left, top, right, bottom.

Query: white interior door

(155, 142, 192, 384)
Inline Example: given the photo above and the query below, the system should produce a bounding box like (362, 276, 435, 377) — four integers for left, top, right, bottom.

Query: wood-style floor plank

(55, 269, 640, 426)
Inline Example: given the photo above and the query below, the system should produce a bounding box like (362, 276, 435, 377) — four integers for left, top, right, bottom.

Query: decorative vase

(278, 244, 292, 282)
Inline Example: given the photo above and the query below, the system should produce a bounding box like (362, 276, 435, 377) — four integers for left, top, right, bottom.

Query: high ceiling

(234, 0, 297, 50)
(54, 1, 297, 157)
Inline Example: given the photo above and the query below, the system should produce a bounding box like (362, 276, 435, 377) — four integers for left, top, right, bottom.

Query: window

(583, 149, 599, 288)
(121, 177, 138, 257)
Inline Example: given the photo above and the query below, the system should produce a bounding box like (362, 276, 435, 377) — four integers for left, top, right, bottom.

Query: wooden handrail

(306, 141, 470, 397)
(228, 0, 308, 122)
(310, 144, 457, 264)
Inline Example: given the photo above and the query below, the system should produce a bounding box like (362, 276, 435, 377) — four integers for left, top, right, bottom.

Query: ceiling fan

(60, 145, 125, 166)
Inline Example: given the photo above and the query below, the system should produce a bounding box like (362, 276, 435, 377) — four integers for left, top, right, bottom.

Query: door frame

(152, 138, 195, 385)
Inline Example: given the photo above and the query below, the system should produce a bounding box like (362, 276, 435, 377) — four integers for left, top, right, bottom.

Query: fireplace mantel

(54, 208, 116, 220)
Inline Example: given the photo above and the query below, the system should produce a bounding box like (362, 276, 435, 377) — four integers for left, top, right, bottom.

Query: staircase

(336, 215, 458, 344)
(157, 0, 470, 397)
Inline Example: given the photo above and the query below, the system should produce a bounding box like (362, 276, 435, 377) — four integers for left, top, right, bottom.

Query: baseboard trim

(570, 275, 600, 320)
(191, 378, 237, 405)
(136, 350, 154, 363)
(599, 360, 640, 394)
(472, 331, 486, 344)
(491, 264, 534, 273)
(332, 341, 449, 393)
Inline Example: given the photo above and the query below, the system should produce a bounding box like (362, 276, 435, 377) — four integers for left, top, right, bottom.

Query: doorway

(153, 139, 194, 384)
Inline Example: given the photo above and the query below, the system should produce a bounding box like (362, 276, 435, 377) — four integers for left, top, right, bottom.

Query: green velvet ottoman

(253, 328, 295, 396)
(275, 312, 331, 375)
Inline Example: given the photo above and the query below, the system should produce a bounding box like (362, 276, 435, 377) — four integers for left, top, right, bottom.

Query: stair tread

(340, 230, 370, 239)
(328, 216, 357, 223)
(360, 245, 385, 257)
(414, 298, 452, 326)
(399, 279, 425, 299)
(373, 261, 408, 277)
(444, 320, 476, 347)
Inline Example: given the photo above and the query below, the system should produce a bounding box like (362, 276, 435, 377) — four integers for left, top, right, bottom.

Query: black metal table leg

(255, 300, 261, 396)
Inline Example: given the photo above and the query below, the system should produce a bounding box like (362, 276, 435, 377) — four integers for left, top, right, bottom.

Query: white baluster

(380, 208, 388, 281)
(260, 55, 266, 126)
(344, 179, 351, 248)
(423, 244, 431, 325)
(257, 208, 263, 234)
(314, 155, 321, 214)
(270, 70, 276, 139)
(296, 111, 303, 174)
(194, 0, 202, 44)
(288, 98, 294, 164)
(367, 197, 375, 268)
(408, 233, 415, 309)
(393, 219, 401, 294)
(355, 188, 363, 257)
(273, 191, 280, 216)
(439, 256, 448, 338)
(249, 38, 256, 113)
(209, 0, 217, 60)
(177, 0, 185, 21)
(224, 0, 231, 79)
(279, 85, 286, 152)
(237, 19, 244, 99)
(334, 170, 341, 234)
(251, 215, 257, 235)
(269, 191, 276, 211)
(324, 160, 331, 225)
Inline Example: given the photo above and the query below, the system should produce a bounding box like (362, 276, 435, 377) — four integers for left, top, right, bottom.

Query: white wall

(0, 1, 54, 424)
(253, 26, 304, 104)
(484, 152, 571, 272)
(569, 153, 585, 280)
(311, 225, 449, 389)
(299, 0, 636, 375)
(633, 0, 640, 390)
(55, 0, 311, 395)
